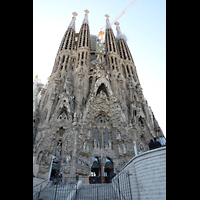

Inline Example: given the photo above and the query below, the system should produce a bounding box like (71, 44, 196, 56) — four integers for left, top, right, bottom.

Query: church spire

(105, 14, 112, 29)
(58, 12, 77, 52)
(114, 21, 133, 62)
(77, 10, 90, 48)
(68, 12, 78, 30)
(114, 21, 127, 41)
(104, 14, 118, 54)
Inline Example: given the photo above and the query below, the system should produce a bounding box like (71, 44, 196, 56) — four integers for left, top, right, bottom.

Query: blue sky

(33, 0, 166, 136)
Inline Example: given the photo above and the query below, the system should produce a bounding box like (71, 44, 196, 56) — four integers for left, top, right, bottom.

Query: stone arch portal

(90, 157, 114, 183)
(91, 157, 101, 178)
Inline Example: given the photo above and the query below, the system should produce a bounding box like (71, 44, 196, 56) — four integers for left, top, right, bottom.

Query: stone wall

(116, 146, 166, 200)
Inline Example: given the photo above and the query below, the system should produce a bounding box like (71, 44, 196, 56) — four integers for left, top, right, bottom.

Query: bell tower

(74, 10, 91, 118)
(104, 15, 122, 100)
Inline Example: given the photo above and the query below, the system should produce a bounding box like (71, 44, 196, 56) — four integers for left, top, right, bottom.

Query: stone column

(101, 163, 105, 182)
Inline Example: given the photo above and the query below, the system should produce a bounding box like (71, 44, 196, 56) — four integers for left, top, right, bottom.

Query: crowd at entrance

(89, 173, 116, 184)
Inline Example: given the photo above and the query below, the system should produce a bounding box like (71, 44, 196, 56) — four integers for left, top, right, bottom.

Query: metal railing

(33, 172, 132, 200)
(112, 171, 132, 200)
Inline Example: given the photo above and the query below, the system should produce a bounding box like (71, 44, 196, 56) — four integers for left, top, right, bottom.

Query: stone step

(76, 183, 120, 200)
(35, 182, 120, 200)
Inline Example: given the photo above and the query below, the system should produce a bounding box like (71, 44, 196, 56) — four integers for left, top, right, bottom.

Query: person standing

(149, 139, 154, 150)
(76, 174, 79, 183)
(153, 137, 161, 149)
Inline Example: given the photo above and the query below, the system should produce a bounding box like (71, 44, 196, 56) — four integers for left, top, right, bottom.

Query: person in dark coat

(149, 139, 154, 150)
(153, 137, 161, 149)
(112, 172, 116, 178)
(94, 175, 98, 183)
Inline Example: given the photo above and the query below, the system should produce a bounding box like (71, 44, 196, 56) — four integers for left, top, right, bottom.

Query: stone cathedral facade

(33, 10, 165, 180)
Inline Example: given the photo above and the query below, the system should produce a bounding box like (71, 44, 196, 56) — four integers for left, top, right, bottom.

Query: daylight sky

(33, 0, 166, 136)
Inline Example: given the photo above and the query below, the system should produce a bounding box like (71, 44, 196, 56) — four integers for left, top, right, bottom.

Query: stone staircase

(76, 183, 120, 200)
(34, 181, 121, 200)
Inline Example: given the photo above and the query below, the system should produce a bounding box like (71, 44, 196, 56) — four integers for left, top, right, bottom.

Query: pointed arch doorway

(90, 157, 101, 183)
(90, 157, 114, 183)
(104, 158, 114, 183)
(91, 157, 101, 177)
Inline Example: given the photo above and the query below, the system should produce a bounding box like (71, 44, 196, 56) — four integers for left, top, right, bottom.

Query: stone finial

(82, 9, 89, 24)
(114, 21, 120, 29)
(72, 12, 78, 17)
(84, 9, 89, 15)
(114, 21, 127, 41)
(105, 14, 111, 29)
(105, 14, 109, 19)
(68, 12, 78, 29)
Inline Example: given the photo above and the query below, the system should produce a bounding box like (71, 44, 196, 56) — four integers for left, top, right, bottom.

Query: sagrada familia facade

(33, 10, 165, 180)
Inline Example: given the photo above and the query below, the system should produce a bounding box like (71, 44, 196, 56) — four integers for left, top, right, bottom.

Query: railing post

(54, 182, 58, 200)
(118, 177, 121, 200)
(96, 183, 99, 200)
(128, 171, 133, 200)
(37, 184, 42, 200)
(75, 182, 77, 200)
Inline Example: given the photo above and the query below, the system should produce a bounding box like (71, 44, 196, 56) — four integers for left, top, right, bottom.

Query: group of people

(88, 173, 116, 184)
(89, 176, 101, 184)
(149, 137, 162, 150)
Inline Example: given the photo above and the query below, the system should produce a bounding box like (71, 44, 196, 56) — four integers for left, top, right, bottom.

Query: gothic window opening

(82, 52, 84, 60)
(103, 128, 110, 148)
(94, 128, 100, 141)
(130, 66, 134, 75)
(66, 55, 69, 65)
(62, 56, 65, 64)
(122, 64, 127, 78)
(93, 127, 101, 149)
(83, 30, 86, 46)
(111, 56, 114, 64)
(120, 40, 127, 59)
(111, 33, 116, 52)
(85, 52, 88, 61)
(69, 31, 74, 50)
(65, 37, 70, 49)
(115, 57, 117, 65)
(126, 65, 130, 77)
(57, 106, 68, 120)
(96, 83, 109, 98)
